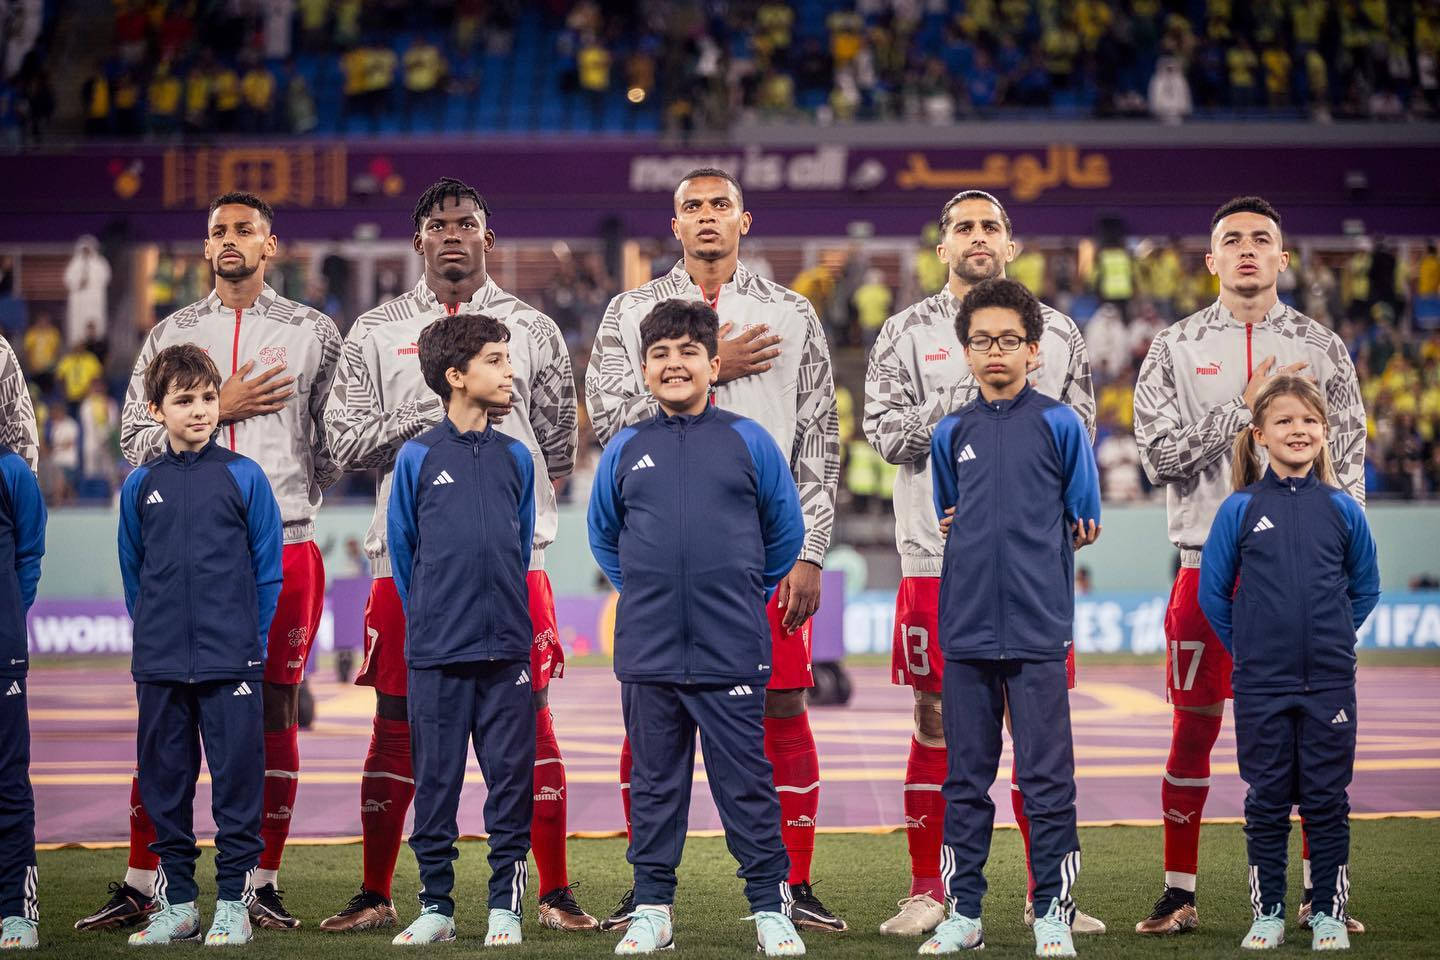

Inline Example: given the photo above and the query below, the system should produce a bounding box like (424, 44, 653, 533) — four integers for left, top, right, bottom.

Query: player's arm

(585, 295, 658, 446)
(308, 316, 345, 490)
(0, 338, 38, 472)
(1334, 491, 1380, 629)
(1196, 494, 1247, 653)
(737, 420, 805, 593)
(790, 305, 840, 567)
(862, 318, 970, 465)
(929, 415, 961, 521)
(120, 326, 169, 466)
(1323, 338, 1368, 507)
(528, 319, 579, 480)
(1060, 320, 1098, 442)
(325, 319, 444, 470)
(2, 454, 45, 609)
(1046, 405, 1102, 542)
(117, 469, 146, 617)
(234, 460, 284, 657)
(507, 439, 537, 572)
(1133, 331, 1253, 485)
(586, 434, 628, 592)
(385, 441, 425, 609)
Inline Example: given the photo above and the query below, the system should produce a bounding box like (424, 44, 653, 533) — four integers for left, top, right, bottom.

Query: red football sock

(1011, 759, 1036, 899)
(361, 716, 414, 900)
(619, 737, 633, 844)
(259, 724, 300, 871)
(531, 706, 569, 897)
(764, 712, 819, 886)
(903, 738, 946, 900)
(128, 772, 159, 871)
(1161, 709, 1223, 886)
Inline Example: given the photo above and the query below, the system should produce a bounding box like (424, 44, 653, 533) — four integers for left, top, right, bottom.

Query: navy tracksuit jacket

(929, 383, 1100, 921)
(588, 406, 804, 912)
(118, 440, 282, 904)
(0, 444, 44, 923)
(388, 417, 536, 916)
(1200, 468, 1379, 920)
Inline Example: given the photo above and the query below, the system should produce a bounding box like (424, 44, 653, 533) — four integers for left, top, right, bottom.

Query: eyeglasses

(964, 334, 1028, 352)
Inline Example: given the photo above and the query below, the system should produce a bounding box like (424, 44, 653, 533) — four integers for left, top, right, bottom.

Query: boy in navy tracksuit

(118, 344, 283, 947)
(386, 313, 536, 948)
(1199, 375, 1379, 952)
(0, 441, 44, 950)
(922, 280, 1100, 959)
(587, 300, 808, 958)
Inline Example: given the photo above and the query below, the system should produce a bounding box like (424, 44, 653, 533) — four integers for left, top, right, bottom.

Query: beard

(951, 252, 1004, 285)
(213, 257, 259, 281)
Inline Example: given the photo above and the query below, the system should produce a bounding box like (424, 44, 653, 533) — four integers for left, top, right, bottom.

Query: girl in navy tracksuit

(1199, 375, 1379, 953)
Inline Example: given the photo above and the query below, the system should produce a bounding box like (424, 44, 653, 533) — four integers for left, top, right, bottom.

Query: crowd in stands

(17, 0, 1436, 141)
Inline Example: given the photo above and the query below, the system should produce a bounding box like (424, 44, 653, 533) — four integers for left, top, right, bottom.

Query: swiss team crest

(288, 627, 307, 648)
(258, 345, 288, 367)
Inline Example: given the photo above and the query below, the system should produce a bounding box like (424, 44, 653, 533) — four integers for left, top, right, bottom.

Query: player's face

(1253, 393, 1325, 476)
(642, 335, 719, 415)
(938, 199, 1015, 285)
(1206, 211, 1288, 297)
(415, 196, 495, 284)
(671, 177, 752, 264)
(203, 204, 276, 281)
(149, 379, 219, 452)
(962, 306, 1037, 392)
(447, 341, 513, 408)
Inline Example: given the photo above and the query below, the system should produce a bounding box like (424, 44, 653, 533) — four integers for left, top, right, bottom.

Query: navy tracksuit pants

(0, 680, 37, 922)
(407, 661, 535, 916)
(1234, 686, 1356, 920)
(135, 680, 264, 904)
(622, 682, 790, 914)
(940, 658, 1080, 920)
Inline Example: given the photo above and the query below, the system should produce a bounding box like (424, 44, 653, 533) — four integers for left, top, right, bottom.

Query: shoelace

(622, 909, 669, 945)
(341, 891, 381, 914)
(895, 894, 938, 910)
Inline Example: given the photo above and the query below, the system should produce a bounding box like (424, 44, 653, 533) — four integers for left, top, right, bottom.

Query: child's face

(447, 341, 513, 408)
(962, 306, 1037, 393)
(149, 378, 219, 451)
(1254, 394, 1326, 475)
(642, 335, 719, 414)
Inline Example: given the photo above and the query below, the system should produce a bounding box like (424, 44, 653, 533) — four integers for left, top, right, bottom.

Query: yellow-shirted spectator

(1009, 249, 1045, 295)
(56, 346, 103, 404)
(404, 40, 447, 93)
(1261, 46, 1291, 105)
(1073, 0, 1112, 50)
(853, 271, 893, 345)
(364, 47, 397, 93)
(1042, 22, 1079, 78)
(148, 63, 182, 130)
(835, 384, 855, 446)
(1305, 48, 1328, 103)
(1417, 243, 1440, 297)
(1292, 0, 1325, 47)
(578, 40, 611, 92)
(242, 66, 274, 110)
(84, 72, 110, 134)
(756, 2, 794, 54)
(212, 67, 240, 111)
(827, 11, 862, 66)
(341, 47, 368, 97)
(1227, 41, 1258, 103)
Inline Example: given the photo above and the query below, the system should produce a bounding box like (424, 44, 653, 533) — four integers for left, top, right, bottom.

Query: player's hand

(1072, 519, 1101, 549)
(939, 505, 955, 540)
(777, 559, 822, 632)
(716, 322, 782, 385)
(219, 361, 295, 423)
(1242, 356, 1310, 412)
(1026, 352, 1045, 384)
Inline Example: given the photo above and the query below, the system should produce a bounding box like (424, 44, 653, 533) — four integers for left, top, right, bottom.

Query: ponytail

(1231, 425, 1264, 490)
(1230, 374, 1337, 491)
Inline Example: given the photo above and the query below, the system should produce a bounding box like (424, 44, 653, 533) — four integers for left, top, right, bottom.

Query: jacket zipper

(1289, 478, 1310, 690)
(229, 308, 242, 451)
(679, 425, 692, 682)
(182, 456, 195, 682)
(472, 439, 493, 658)
(993, 408, 1008, 659)
(1245, 323, 1253, 380)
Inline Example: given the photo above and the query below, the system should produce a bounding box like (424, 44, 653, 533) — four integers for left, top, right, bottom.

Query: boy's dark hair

(639, 299, 719, 358)
(676, 167, 744, 206)
(1211, 195, 1281, 232)
(417, 313, 510, 403)
(145, 343, 222, 406)
(208, 192, 274, 228)
(939, 189, 1012, 237)
(412, 177, 492, 229)
(955, 278, 1044, 344)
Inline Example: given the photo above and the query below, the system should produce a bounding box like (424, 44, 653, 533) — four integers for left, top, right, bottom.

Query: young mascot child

(386, 312, 536, 947)
(1198, 376, 1379, 952)
(0, 433, 45, 949)
(587, 299, 808, 957)
(119, 344, 282, 947)
(923, 279, 1100, 959)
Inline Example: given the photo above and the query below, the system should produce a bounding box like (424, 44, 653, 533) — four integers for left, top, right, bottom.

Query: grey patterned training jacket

(120, 285, 341, 543)
(0, 335, 38, 472)
(325, 277, 577, 578)
(1132, 299, 1366, 566)
(863, 288, 1095, 577)
(586, 259, 839, 567)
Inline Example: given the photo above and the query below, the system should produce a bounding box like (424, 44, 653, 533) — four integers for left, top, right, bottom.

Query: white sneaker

(1026, 899, 1106, 934)
(881, 895, 947, 936)
(392, 906, 457, 945)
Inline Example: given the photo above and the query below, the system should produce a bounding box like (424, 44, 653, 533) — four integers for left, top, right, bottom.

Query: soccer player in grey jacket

(321, 178, 595, 934)
(77, 192, 340, 934)
(864, 190, 1104, 938)
(0, 335, 37, 472)
(1131, 196, 1367, 937)
(586, 167, 844, 934)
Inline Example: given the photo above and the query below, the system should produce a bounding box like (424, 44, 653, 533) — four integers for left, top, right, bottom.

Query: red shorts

(889, 576, 1076, 693)
(356, 570, 566, 698)
(765, 590, 813, 690)
(263, 541, 326, 686)
(1164, 566, 1233, 706)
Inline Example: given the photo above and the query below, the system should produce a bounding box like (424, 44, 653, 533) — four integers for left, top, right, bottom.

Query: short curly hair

(1211, 195, 1281, 232)
(640, 299, 720, 358)
(954, 278, 1044, 344)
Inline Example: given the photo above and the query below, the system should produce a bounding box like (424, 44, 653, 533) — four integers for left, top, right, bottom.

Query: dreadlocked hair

(1231, 374, 1335, 490)
(411, 177, 492, 228)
